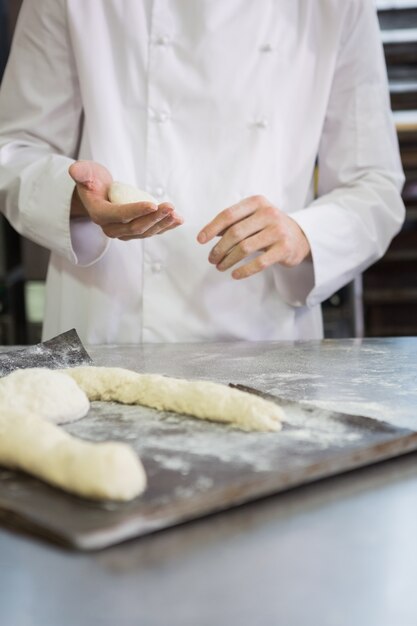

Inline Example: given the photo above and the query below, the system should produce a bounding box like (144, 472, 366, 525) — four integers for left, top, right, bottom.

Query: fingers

(229, 216, 311, 279)
(92, 198, 159, 226)
(232, 246, 280, 280)
(123, 212, 184, 239)
(197, 194, 311, 280)
(208, 212, 272, 266)
(105, 204, 184, 240)
(197, 195, 268, 244)
(118, 216, 183, 240)
(146, 212, 184, 237)
(156, 220, 183, 235)
(215, 226, 280, 272)
(103, 205, 172, 238)
(98, 202, 159, 232)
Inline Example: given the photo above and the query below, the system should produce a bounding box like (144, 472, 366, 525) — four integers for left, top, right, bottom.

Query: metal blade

(0, 329, 93, 377)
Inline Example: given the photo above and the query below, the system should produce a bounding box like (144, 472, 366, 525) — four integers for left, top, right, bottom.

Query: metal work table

(1, 338, 417, 626)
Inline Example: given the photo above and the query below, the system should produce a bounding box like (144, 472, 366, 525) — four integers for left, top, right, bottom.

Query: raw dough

(0, 368, 147, 501)
(0, 368, 89, 424)
(65, 366, 284, 432)
(109, 181, 158, 205)
(0, 409, 146, 501)
(0, 364, 283, 502)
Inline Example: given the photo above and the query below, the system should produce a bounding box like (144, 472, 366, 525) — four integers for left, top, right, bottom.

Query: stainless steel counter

(1, 338, 417, 626)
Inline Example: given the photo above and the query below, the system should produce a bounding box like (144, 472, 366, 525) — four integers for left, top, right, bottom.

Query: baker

(0, 0, 405, 344)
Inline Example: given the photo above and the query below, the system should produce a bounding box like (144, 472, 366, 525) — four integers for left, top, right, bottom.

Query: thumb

(69, 160, 112, 194)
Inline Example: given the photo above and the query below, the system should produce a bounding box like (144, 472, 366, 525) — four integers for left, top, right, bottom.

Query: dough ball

(109, 181, 157, 205)
(0, 368, 90, 424)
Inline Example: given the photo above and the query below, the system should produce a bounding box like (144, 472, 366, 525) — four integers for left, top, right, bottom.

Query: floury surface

(0, 337, 417, 624)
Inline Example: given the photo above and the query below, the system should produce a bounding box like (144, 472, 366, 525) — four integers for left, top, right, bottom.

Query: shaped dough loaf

(0, 409, 146, 501)
(64, 366, 284, 432)
(0, 368, 147, 501)
(0, 368, 90, 424)
(0, 364, 283, 502)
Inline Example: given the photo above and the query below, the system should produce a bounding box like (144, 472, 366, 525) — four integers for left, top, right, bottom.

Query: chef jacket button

(155, 35, 171, 46)
(254, 118, 269, 129)
(259, 43, 274, 53)
(155, 111, 170, 124)
(154, 186, 165, 198)
(151, 262, 163, 273)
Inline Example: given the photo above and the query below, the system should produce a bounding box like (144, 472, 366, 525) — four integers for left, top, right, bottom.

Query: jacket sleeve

(273, 0, 405, 308)
(0, 0, 110, 266)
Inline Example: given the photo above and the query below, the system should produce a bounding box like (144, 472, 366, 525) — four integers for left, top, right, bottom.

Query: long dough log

(64, 366, 284, 432)
(0, 364, 282, 502)
(0, 409, 147, 501)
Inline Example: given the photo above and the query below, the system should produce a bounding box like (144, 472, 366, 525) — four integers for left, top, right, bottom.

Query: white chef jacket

(0, 0, 405, 344)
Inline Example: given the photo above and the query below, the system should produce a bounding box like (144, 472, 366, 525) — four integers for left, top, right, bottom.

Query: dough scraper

(0, 329, 93, 377)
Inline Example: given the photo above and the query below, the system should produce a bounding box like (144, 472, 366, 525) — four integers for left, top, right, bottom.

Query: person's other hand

(197, 195, 311, 279)
(69, 160, 183, 240)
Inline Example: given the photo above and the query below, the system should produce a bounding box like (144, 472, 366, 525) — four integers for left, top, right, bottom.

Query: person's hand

(197, 195, 311, 279)
(69, 160, 183, 240)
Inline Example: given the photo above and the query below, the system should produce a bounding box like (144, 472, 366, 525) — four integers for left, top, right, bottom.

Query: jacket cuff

(69, 216, 111, 267)
(22, 156, 110, 266)
(289, 204, 366, 308)
(272, 257, 315, 308)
